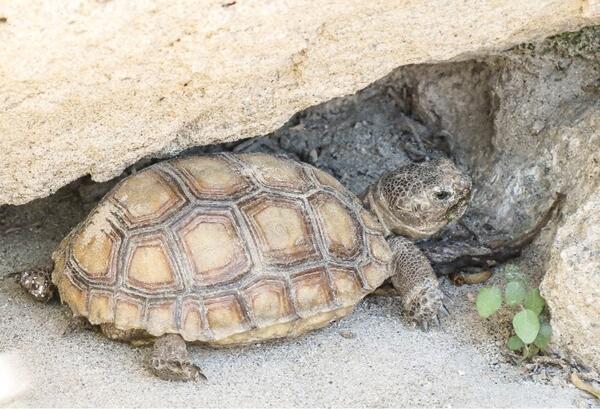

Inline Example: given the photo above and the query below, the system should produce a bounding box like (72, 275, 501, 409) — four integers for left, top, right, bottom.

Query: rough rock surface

(1, 0, 600, 205)
(540, 189, 600, 372)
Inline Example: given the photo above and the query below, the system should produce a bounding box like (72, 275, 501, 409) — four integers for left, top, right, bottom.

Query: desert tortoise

(20, 152, 471, 381)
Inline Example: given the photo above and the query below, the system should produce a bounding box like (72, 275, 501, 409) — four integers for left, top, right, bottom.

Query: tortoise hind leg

(387, 236, 448, 330)
(19, 267, 55, 302)
(62, 316, 93, 336)
(150, 334, 206, 381)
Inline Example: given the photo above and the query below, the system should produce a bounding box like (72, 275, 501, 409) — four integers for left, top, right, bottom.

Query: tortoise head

(369, 157, 471, 239)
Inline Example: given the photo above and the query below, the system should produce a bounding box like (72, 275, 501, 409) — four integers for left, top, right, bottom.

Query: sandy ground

(1, 273, 593, 408)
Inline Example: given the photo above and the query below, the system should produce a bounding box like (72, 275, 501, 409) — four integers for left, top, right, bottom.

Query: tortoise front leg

(150, 334, 206, 382)
(387, 236, 448, 330)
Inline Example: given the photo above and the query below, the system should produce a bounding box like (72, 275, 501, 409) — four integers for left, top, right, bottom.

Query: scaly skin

(388, 236, 447, 329)
(151, 334, 206, 382)
(19, 267, 54, 302)
(365, 157, 471, 328)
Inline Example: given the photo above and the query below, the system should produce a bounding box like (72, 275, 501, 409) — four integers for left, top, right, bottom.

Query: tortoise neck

(363, 185, 393, 238)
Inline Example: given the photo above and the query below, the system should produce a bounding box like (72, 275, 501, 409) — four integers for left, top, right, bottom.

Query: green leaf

(476, 286, 502, 318)
(505, 281, 527, 307)
(524, 289, 545, 315)
(534, 323, 552, 350)
(513, 309, 541, 344)
(507, 335, 525, 351)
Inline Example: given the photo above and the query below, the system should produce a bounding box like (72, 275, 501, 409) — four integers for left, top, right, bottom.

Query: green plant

(475, 264, 552, 360)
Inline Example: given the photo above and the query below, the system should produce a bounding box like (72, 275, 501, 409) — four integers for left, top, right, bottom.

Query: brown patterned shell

(52, 153, 392, 345)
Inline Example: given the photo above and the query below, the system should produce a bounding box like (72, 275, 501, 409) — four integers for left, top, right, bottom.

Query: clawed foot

(150, 334, 206, 382)
(402, 285, 450, 331)
(62, 316, 93, 337)
(19, 267, 55, 302)
(151, 356, 206, 382)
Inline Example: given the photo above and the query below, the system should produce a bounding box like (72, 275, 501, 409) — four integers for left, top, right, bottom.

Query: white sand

(0, 276, 585, 408)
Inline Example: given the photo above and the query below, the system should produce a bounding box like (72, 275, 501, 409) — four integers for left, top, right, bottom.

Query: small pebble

(531, 119, 545, 134)
(339, 330, 356, 339)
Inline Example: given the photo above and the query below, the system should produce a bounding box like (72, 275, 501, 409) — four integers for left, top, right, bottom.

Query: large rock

(541, 189, 600, 371)
(1, 0, 599, 205)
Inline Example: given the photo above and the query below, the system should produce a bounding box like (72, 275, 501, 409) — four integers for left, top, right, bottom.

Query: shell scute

(203, 294, 248, 338)
(113, 296, 143, 330)
(180, 299, 204, 341)
(240, 194, 321, 266)
(88, 291, 113, 325)
(242, 278, 294, 324)
(291, 269, 334, 315)
(312, 167, 346, 191)
(238, 153, 313, 193)
(171, 155, 254, 199)
(330, 267, 365, 306)
(111, 168, 185, 227)
(175, 207, 252, 288)
(125, 235, 183, 294)
(309, 192, 362, 261)
(70, 202, 120, 285)
(56, 272, 88, 316)
(146, 301, 178, 336)
(361, 261, 390, 290)
(367, 233, 393, 264)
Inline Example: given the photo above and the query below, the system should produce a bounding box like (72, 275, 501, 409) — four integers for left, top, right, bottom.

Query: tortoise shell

(52, 153, 392, 345)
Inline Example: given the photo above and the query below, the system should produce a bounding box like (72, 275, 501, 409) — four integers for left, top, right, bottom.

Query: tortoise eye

(435, 191, 451, 201)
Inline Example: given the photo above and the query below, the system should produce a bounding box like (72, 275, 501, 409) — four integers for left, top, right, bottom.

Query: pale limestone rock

(541, 190, 600, 371)
(1, 0, 599, 205)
